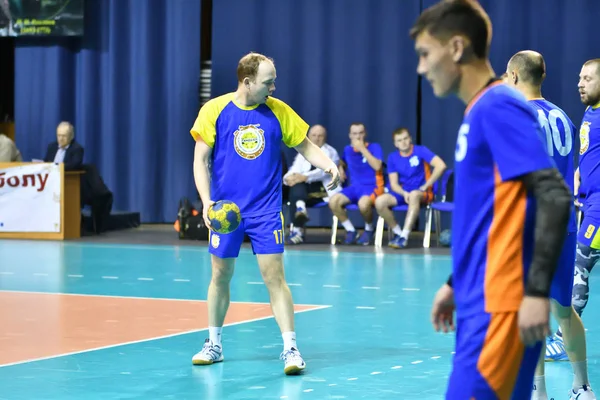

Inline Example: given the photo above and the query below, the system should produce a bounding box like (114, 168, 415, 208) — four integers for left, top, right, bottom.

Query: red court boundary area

(0, 291, 326, 367)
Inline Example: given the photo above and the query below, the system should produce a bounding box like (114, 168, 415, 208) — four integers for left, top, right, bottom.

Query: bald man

(44, 121, 84, 171)
(283, 124, 341, 244)
(506, 50, 595, 400)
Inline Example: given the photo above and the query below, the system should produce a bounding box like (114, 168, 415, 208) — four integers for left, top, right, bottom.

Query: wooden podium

(0, 162, 83, 240)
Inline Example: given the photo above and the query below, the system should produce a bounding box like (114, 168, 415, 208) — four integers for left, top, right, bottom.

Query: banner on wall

(0, 163, 61, 232)
(0, 0, 84, 37)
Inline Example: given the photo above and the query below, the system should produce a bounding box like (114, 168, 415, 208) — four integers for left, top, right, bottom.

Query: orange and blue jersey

(387, 144, 435, 201)
(528, 99, 577, 307)
(452, 82, 553, 318)
(340, 143, 385, 203)
(342, 143, 384, 187)
(190, 93, 307, 218)
(529, 99, 577, 233)
(448, 81, 553, 399)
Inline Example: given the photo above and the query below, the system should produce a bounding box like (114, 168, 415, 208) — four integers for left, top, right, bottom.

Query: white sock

(392, 225, 402, 236)
(401, 228, 410, 239)
(572, 360, 589, 389)
(282, 331, 297, 351)
(295, 200, 306, 213)
(365, 223, 373, 231)
(341, 219, 355, 232)
(292, 226, 302, 234)
(532, 375, 548, 400)
(209, 326, 222, 346)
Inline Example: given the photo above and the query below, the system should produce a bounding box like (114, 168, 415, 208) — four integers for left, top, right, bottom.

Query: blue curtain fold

(14, 0, 201, 222)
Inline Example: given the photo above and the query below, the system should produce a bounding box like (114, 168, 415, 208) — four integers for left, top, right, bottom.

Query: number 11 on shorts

(273, 229, 283, 244)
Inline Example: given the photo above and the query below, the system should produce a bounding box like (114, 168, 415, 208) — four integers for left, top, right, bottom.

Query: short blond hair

(237, 52, 274, 83)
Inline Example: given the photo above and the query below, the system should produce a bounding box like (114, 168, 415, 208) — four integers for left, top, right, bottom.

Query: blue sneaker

(357, 230, 374, 245)
(344, 231, 358, 244)
(545, 335, 569, 362)
(389, 235, 407, 249)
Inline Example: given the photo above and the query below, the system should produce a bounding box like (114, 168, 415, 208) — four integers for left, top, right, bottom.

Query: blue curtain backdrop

(420, 0, 600, 166)
(13, 0, 600, 223)
(211, 0, 422, 164)
(14, 0, 201, 223)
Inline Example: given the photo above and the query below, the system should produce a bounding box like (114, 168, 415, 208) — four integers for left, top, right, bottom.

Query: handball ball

(208, 200, 241, 234)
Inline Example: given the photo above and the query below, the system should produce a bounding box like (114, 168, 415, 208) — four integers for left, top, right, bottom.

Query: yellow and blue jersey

(452, 82, 554, 319)
(578, 102, 600, 198)
(191, 93, 308, 218)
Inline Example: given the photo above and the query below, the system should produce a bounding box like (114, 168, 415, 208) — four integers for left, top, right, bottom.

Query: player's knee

(358, 196, 373, 211)
(374, 195, 390, 211)
(328, 194, 343, 210)
(408, 191, 422, 205)
(211, 262, 234, 286)
(261, 266, 285, 288)
(551, 300, 572, 321)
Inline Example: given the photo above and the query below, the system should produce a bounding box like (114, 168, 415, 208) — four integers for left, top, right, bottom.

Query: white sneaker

(570, 385, 596, 400)
(192, 339, 224, 365)
(280, 347, 306, 375)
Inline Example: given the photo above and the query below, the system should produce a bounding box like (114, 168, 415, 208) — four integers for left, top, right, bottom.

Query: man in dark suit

(44, 121, 84, 171)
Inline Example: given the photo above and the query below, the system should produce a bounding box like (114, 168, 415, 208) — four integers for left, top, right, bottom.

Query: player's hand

(518, 296, 550, 347)
(403, 191, 410, 204)
(351, 138, 366, 152)
(203, 200, 215, 230)
(325, 165, 340, 190)
(431, 283, 455, 333)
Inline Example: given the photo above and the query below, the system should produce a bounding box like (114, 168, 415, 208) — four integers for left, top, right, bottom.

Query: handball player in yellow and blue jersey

(189, 52, 340, 375)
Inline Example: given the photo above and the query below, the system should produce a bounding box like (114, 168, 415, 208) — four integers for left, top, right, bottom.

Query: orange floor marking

(0, 291, 323, 366)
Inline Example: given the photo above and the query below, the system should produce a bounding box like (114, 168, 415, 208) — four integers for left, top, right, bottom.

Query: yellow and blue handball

(208, 200, 241, 234)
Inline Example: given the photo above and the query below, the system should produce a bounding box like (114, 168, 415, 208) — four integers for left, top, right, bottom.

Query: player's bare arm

(388, 172, 407, 197)
(193, 138, 214, 228)
(294, 137, 340, 190)
(352, 138, 382, 171)
(419, 156, 446, 191)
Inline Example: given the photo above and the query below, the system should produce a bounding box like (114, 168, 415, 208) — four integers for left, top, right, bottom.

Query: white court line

(137, 278, 153, 281)
(173, 279, 190, 282)
(356, 306, 375, 310)
(0, 303, 330, 369)
(0, 289, 330, 308)
(402, 288, 420, 291)
(247, 282, 264, 285)
(322, 284, 340, 288)
(361, 286, 380, 290)
(288, 283, 302, 287)
(102, 276, 119, 280)
(67, 275, 83, 278)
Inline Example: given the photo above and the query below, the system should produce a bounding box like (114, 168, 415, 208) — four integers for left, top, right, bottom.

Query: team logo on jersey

(409, 155, 420, 167)
(580, 121, 591, 155)
(233, 124, 265, 160)
(211, 233, 220, 248)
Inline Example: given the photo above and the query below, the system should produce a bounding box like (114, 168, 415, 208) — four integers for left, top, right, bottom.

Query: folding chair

(423, 169, 454, 248)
